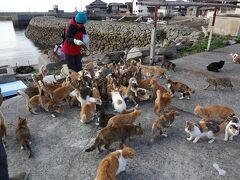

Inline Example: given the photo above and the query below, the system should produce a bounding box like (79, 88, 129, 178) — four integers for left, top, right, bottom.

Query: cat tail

(85, 137, 100, 152)
(38, 80, 54, 100)
(23, 140, 32, 158)
(122, 104, 139, 114)
(17, 90, 30, 111)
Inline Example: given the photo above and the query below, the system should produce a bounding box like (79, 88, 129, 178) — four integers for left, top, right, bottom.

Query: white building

(132, 0, 151, 16)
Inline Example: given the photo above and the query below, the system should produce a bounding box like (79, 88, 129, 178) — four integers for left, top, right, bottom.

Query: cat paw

(179, 97, 184, 100)
(29, 141, 32, 145)
(224, 138, 228, 141)
(162, 133, 168, 137)
(187, 137, 192, 141)
(20, 146, 24, 150)
(51, 114, 56, 118)
(208, 139, 215, 144)
(95, 122, 99, 126)
(229, 138, 233, 141)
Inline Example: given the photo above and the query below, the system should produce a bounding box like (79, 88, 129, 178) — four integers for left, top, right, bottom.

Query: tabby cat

(204, 77, 233, 91)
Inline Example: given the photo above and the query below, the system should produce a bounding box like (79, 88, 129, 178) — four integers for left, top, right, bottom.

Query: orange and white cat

(95, 145, 135, 180)
(194, 104, 234, 122)
(107, 109, 142, 126)
(111, 90, 127, 113)
(80, 101, 96, 123)
(0, 111, 7, 146)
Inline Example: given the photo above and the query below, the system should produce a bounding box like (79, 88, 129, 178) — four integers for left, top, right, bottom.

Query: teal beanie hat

(75, 12, 87, 24)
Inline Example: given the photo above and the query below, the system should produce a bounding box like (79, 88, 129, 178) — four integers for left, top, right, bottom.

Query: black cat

(207, 60, 225, 72)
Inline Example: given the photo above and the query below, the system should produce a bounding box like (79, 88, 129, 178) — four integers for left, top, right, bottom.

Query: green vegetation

(179, 35, 234, 57)
(156, 29, 167, 47)
(48, 67, 61, 75)
(15, 66, 35, 74)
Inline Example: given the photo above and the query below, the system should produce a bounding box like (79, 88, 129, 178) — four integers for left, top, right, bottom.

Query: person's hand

(73, 39, 84, 46)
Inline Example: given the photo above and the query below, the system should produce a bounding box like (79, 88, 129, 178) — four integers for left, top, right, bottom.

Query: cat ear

(138, 123, 141, 127)
(122, 144, 127, 149)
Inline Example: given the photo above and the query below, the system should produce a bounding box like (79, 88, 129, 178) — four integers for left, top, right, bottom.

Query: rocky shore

(25, 16, 203, 55)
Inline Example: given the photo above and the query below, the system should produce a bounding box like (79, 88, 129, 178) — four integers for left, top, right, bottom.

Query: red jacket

(61, 17, 85, 56)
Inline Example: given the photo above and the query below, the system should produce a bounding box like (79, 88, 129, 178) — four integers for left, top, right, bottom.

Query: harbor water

(0, 21, 40, 67)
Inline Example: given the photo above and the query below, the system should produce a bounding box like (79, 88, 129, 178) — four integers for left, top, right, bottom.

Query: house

(86, 0, 108, 15)
(108, 3, 129, 14)
(132, 0, 153, 16)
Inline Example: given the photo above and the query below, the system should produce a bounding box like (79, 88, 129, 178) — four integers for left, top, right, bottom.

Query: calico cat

(224, 115, 239, 141)
(161, 60, 176, 72)
(107, 109, 142, 126)
(185, 120, 226, 144)
(95, 145, 135, 180)
(204, 77, 233, 91)
(224, 123, 239, 141)
(194, 104, 234, 122)
(85, 124, 143, 152)
(207, 60, 225, 72)
(154, 90, 171, 115)
(0, 111, 7, 146)
(15, 117, 32, 158)
(151, 111, 179, 143)
(80, 102, 96, 124)
(167, 79, 194, 100)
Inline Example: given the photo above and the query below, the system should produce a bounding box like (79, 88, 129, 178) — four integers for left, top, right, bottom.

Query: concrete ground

(3, 44, 240, 180)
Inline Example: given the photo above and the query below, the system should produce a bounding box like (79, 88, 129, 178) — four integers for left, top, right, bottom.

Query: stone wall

(25, 16, 203, 55)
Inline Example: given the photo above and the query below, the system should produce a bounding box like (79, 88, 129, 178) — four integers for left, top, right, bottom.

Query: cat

(194, 104, 234, 122)
(161, 60, 176, 72)
(185, 120, 227, 144)
(111, 90, 127, 113)
(230, 53, 240, 64)
(15, 117, 32, 158)
(107, 109, 142, 126)
(96, 108, 115, 127)
(151, 110, 179, 143)
(154, 90, 171, 115)
(17, 89, 64, 117)
(95, 145, 135, 180)
(140, 65, 167, 78)
(80, 101, 96, 124)
(0, 110, 7, 146)
(224, 123, 239, 141)
(85, 124, 143, 152)
(167, 79, 194, 100)
(204, 77, 233, 91)
(207, 60, 225, 72)
(150, 78, 168, 99)
(39, 79, 71, 105)
(224, 115, 239, 141)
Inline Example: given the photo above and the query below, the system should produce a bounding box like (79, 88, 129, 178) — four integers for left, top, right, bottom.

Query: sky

(0, 0, 131, 12)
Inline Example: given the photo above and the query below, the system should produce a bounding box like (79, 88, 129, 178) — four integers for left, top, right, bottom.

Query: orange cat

(80, 102, 96, 123)
(95, 145, 135, 180)
(107, 109, 142, 126)
(15, 117, 32, 158)
(154, 90, 171, 115)
(194, 104, 234, 122)
(150, 78, 168, 98)
(140, 65, 166, 78)
(0, 111, 7, 146)
(39, 79, 71, 105)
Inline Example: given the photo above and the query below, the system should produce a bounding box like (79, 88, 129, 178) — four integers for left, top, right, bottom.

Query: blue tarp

(0, 80, 27, 97)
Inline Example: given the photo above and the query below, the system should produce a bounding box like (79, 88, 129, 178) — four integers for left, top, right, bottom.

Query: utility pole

(149, 6, 159, 65)
(207, 7, 217, 51)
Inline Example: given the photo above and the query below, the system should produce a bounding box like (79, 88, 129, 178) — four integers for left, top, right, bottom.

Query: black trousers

(64, 54, 82, 72)
(0, 139, 9, 180)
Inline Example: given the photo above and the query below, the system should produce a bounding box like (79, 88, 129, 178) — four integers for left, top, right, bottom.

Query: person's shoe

(10, 172, 29, 180)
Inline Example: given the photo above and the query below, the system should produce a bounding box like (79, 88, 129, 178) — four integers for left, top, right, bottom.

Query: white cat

(111, 91, 126, 113)
(69, 89, 96, 107)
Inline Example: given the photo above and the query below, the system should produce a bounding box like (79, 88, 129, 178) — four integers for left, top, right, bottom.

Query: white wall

(132, 0, 150, 16)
